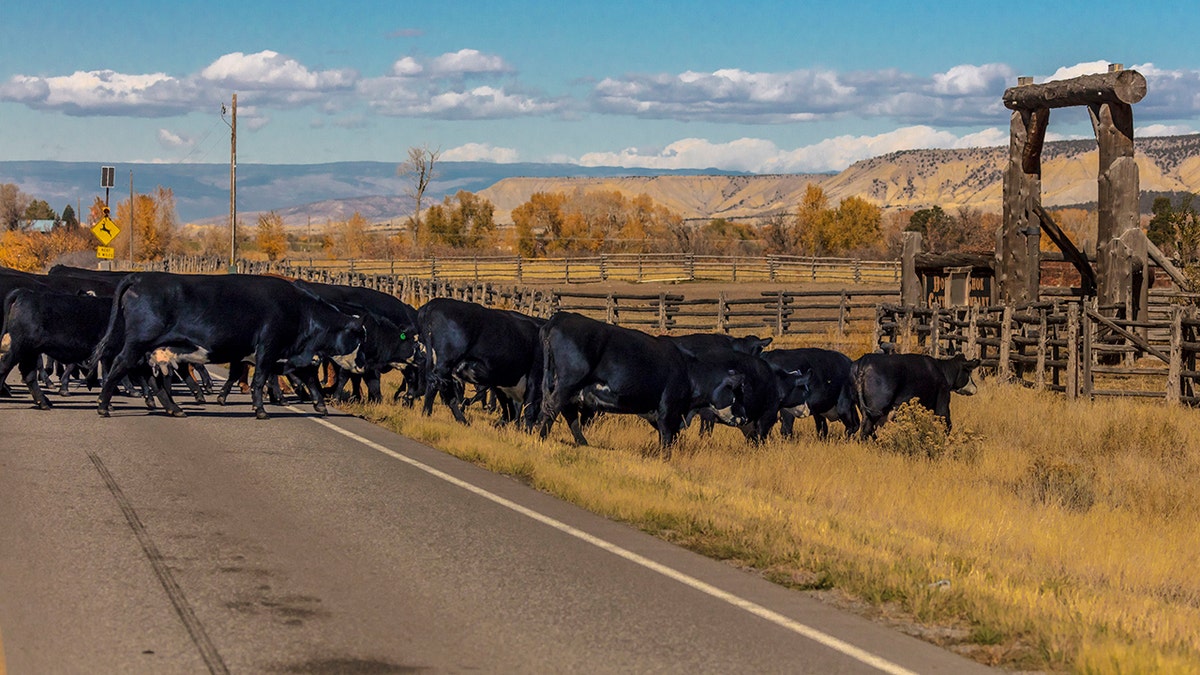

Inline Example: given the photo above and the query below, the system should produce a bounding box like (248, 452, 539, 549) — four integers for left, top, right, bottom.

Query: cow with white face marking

(91, 272, 365, 419)
(538, 312, 748, 449)
(761, 347, 860, 439)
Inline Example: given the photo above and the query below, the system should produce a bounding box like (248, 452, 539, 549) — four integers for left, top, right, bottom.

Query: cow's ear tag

(400, 332, 407, 340)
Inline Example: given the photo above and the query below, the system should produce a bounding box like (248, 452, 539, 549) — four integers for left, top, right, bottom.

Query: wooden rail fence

(875, 293, 1200, 405)
(239, 253, 900, 286)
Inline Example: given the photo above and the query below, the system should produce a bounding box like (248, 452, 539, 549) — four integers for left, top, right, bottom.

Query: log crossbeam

(1004, 70, 1146, 110)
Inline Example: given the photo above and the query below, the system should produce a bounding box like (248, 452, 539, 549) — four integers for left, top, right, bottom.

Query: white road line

(301, 411, 920, 675)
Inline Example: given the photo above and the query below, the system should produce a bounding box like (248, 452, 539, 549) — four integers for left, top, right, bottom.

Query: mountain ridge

(3, 134, 1199, 228)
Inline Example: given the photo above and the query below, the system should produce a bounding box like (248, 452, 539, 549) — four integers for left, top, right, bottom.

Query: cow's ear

(757, 337, 773, 350)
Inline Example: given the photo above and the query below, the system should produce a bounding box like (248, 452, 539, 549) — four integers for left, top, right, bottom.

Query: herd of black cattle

(0, 265, 983, 447)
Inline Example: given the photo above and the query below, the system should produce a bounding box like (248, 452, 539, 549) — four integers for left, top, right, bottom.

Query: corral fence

(875, 291, 1200, 405)
(246, 253, 901, 286)
(228, 259, 898, 337)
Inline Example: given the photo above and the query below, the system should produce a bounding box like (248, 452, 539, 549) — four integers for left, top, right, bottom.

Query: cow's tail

(1, 288, 25, 354)
(88, 273, 137, 369)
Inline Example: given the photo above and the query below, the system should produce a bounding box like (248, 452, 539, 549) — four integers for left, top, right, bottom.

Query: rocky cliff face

(479, 134, 1200, 223)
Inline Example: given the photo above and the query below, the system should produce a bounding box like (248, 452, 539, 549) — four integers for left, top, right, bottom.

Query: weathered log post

(1168, 306, 1183, 405)
(1001, 66, 1147, 308)
(901, 231, 925, 307)
(1066, 302, 1080, 399)
(998, 306, 1014, 381)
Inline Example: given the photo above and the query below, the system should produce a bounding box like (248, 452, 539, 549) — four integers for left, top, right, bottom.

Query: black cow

(0, 288, 175, 410)
(670, 333, 772, 358)
(291, 280, 419, 403)
(851, 352, 981, 438)
(417, 298, 544, 427)
(92, 272, 366, 419)
(761, 347, 860, 439)
(45, 264, 124, 296)
(538, 312, 747, 449)
(670, 340, 788, 443)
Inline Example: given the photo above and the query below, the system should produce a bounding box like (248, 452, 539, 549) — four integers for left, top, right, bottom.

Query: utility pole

(223, 93, 238, 273)
(128, 170, 134, 268)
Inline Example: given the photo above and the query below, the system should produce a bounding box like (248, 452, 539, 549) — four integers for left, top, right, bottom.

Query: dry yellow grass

(348, 370, 1200, 674)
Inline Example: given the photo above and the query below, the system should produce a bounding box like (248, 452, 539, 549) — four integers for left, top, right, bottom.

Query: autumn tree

(400, 145, 441, 246)
(794, 184, 836, 255)
(512, 192, 567, 257)
(110, 186, 180, 261)
(256, 211, 289, 261)
(325, 212, 385, 259)
(828, 196, 882, 254)
(424, 191, 496, 249)
(1, 183, 29, 230)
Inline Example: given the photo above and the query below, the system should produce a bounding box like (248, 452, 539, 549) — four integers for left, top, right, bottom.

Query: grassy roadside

(343, 373, 1200, 674)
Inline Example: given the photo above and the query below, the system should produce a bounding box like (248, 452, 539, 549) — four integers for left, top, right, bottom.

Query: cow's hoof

(193, 395, 207, 405)
(313, 404, 328, 416)
(58, 389, 70, 397)
(34, 401, 52, 411)
(216, 395, 227, 406)
(97, 408, 110, 418)
(168, 409, 187, 418)
(255, 409, 270, 420)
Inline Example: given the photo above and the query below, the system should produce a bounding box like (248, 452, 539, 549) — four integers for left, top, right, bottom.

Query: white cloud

(576, 125, 1009, 174)
(1044, 61, 1111, 82)
(429, 49, 512, 77)
(1139, 123, 1198, 137)
(199, 50, 356, 90)
(391, 57, 423, 77)
(932, 63, 1014, 96)
(156, 128, 193, 150)
(442, 142, 520, 163)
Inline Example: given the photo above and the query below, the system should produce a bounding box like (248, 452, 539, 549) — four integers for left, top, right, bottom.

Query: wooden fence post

(1066, 302, 1079, 399)
(1082, 301, 1095, 400)
(966, 307, 979, 360)
(930, 306, 941, 357)
(774, 291, 785, 336)
(998, 305, 1013, 381)
(1036, 308, 1048, 390)
(1168, 306, 1183, 405)
(854, 259, 862, 283)
(606, 293, 615, 324)
(838, 291, 848, 336)
(687, 254, 696, 281)
(658, 293, 667, 333)
(516, 255, 523, 284)
(769, 256, 777, 283)
(717, 291, 728, 333)
(600, 255, 608, 282)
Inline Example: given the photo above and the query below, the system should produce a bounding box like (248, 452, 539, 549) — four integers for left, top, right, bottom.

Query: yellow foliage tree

(255, 211, 289, 261)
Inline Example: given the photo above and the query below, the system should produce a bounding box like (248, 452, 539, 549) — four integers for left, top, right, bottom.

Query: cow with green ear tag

(289, 279, 419, 404)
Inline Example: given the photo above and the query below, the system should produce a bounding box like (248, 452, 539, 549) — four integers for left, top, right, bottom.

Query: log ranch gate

(886, 64, 1200, 404)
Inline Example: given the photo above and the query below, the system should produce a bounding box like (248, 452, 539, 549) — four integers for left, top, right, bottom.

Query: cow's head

(731, 335, 773, 356)
(776, 365, 813, 418)
(325, 314, 368, 374)
(942, 354, 982, 395)
(707, 369, 749, 427)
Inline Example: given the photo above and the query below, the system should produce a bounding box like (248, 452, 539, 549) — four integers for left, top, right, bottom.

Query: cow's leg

(154, 369, 187, 417)
(180, 364, 207, 404)
(561, 404, 588, 445)
(330, 366, 351, 402)
(778, 409, 795, 438)
(250, 363, 270, 419)
(365, 372, 383, 404)
(217, 362, 243, 405)
(194, 363, 214, 394)
(39, 356, 54, 389)
(838, 394, 860, 438)
(294, 365, 328, 415)
(442, 381, 470, 425)
(288, 373, 313, 403)
(0, 349, 17, 398)
(813, 415, 829, 440)
(57, 363, 78, 396)
(20, 355, 53, 410)
(97, 347, 141, 416)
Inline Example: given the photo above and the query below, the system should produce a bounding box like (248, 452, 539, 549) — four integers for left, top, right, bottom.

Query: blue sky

(2, 0, 1197, 173)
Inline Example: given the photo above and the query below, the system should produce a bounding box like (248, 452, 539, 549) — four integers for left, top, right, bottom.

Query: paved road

(0, 379, 995, 674)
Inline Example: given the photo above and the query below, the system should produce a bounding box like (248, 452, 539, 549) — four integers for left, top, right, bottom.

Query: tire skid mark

(87, 451, 230, 675)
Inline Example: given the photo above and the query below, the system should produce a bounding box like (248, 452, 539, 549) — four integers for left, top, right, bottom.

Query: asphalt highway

(0, 377, 996, 674)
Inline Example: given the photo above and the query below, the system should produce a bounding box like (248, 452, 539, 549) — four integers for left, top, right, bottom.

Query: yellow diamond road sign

(92, 217, 119, 245)
(96, 246, 115, 260)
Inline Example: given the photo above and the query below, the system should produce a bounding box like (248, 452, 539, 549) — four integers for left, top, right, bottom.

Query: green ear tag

(400, 332, 407, 340)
